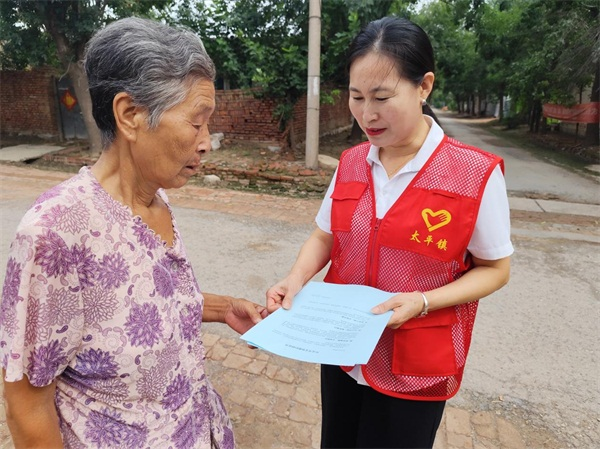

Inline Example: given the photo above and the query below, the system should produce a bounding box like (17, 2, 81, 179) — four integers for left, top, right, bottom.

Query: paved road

(0, 114, 599, 448)
(438, 111, 600, 204)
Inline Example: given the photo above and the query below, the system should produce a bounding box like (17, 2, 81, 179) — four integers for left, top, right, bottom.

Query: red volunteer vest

(324, 136, 503, 401)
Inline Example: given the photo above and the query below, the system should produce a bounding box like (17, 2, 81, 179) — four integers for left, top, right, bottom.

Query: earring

(421, 98, 427, 106)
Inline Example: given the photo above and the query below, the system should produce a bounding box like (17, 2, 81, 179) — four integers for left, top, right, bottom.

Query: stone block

(446, 407, 472, 435)
(497, 418, 526, 449)
(318, 154, 339, 170)
(203, 174, 221, 185)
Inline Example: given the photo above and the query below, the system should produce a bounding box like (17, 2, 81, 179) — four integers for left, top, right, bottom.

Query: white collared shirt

(315, 117, 514, 261)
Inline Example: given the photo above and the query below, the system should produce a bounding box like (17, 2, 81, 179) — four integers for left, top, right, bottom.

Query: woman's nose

(362, 101, 378, 122)
(198, 142, 210, 155)
(197, 128, 211, 154)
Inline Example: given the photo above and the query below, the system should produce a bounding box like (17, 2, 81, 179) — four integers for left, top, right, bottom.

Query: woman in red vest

(267, 16, 513, 449)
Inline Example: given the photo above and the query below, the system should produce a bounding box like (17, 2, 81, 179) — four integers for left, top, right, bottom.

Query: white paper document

(241, 281, 394, 365)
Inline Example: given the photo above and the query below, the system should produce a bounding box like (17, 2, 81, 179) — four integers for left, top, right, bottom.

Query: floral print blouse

(0, 167, 234, 449)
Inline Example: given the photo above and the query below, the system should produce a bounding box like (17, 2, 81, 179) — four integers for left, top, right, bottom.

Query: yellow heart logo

(421, 208, 452, 232)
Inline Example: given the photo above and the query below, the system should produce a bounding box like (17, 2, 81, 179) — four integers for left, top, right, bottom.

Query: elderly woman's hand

(224, 297, 268, 335)
(202, 293, 268, 335)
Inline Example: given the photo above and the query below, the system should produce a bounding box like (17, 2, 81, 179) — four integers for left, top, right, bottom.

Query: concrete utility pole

(305, 0, 321, 169)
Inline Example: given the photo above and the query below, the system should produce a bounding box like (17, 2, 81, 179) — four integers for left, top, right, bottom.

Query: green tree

(416, 0, 483, 114)
(507, 0, 598, 140)
(169, 0, 308, 148)
(418, 0, 597, 144)
(469, 0, 525, 120)
(0, 0, 173, 152)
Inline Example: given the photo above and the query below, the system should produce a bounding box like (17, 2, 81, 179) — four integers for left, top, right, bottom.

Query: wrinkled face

(348, 53, 425, 150)
(134, 78, 215, 190)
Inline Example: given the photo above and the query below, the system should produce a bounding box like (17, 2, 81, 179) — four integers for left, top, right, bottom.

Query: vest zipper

(368, 218, 382, 286)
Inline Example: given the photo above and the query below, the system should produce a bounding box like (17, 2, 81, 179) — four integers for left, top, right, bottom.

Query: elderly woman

(0, 17, 266, 449)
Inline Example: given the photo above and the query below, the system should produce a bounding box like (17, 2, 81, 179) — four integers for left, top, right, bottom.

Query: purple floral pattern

(70, 243, 98, 289)
(75, 348, 119, 378)
(33, 184, 63, 205)
(40, 202, 89, 234)
(132, 218, 161, 250)
(45, 287, 80, 326)
(1, 258, 21, 306)
(0, 258, 21, 337)
(153, 256, 179, 298)
(98, 253, 129, 290)
(125, 302, 163, 348)
(0, 167, 233, 448)
(84, 408, 128, 447)
(28, 340, 68, 386)
(82, 286, 118, 324)
(162, 373, 193, 411)
(24, 296, 44, 346)
(34, 228, 73, 278)
(180, 302, 203, 342)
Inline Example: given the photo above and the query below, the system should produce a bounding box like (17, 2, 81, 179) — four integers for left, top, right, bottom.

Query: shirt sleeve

(467, 165, 514, 260)
(0, 223, 83, 386)
(315, 168, 338, 234)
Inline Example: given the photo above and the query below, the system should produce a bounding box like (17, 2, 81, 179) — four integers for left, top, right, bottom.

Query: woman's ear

(113, 92, 145, 143)
(419, 72, 435, 100)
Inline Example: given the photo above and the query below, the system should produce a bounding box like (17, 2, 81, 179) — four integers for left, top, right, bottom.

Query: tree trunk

(68, 62, 102, 154)
(529, 100, 542, 133)
(528, 104, 534, 132)
(498, 92, 504, 121)
(585, 62, 599, 144)
(289, 117, 297, 151)
(41, 4, 102, 154)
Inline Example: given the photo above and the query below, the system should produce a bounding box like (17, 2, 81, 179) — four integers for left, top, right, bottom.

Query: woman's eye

(191, 123, 202, 130)
(351, 97, 364, 101)
(376, 97, 389, 102)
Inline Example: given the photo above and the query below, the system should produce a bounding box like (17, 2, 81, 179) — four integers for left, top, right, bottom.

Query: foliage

(320, 0, 420, 85)
(0, 0, 171, 70)
(165, 0, 307, 139)
(414, 1, 480, 109)
(0, 2, 59, 69)
(414, 0, 598, 139)
(506, 0, 597, 105)
(320, 89, 342, 106)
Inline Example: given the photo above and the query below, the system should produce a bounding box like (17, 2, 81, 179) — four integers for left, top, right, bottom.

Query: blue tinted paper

(241, 281, 394, 365)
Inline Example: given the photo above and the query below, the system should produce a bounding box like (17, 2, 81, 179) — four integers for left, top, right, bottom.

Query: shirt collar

(366, 115, 444, 173)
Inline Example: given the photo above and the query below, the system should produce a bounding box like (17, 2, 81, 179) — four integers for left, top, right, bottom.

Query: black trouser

(320, 364, 445, 449)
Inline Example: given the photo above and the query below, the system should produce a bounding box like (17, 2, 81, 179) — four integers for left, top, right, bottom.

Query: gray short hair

(83, 17, 216, 149)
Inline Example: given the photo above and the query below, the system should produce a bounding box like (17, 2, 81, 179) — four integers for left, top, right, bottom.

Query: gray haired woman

(0, 17, 266, 449)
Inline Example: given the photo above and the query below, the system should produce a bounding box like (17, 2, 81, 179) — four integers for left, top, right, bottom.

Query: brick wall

(0, 67, 60, 137)
(213, 87, 352, 146)
(291, 89, 352, 144)
(213, 89, 282, 143)
(0, 68, 352, 145)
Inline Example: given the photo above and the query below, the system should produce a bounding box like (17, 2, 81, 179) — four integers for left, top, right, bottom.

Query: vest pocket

(330, 182, 367, 231)
(391, 308, 458, 377)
